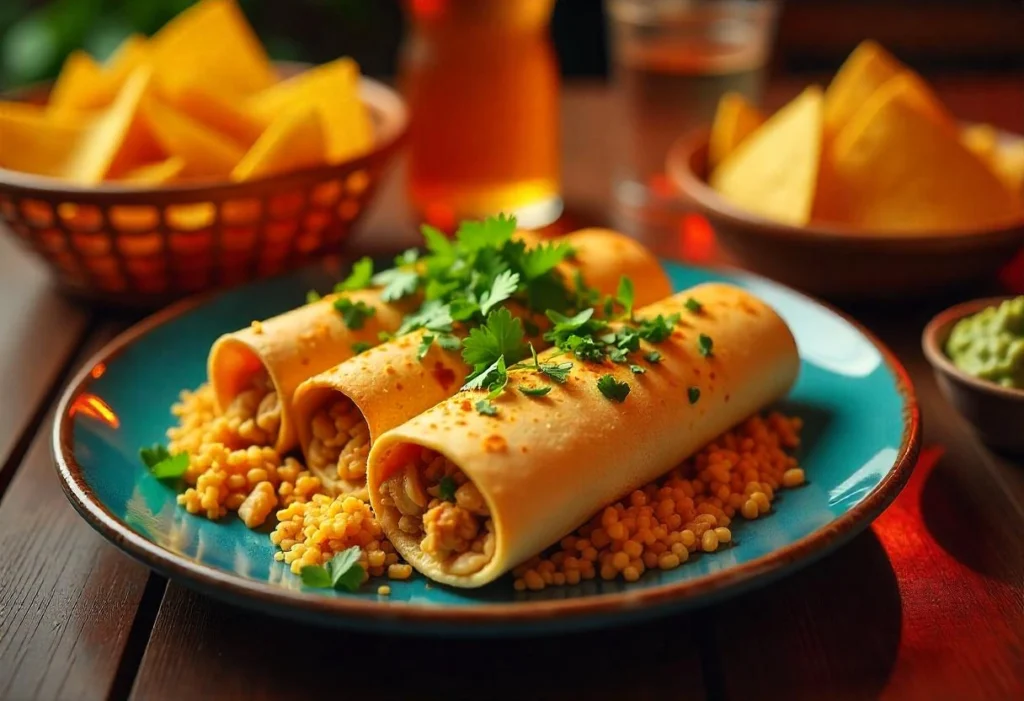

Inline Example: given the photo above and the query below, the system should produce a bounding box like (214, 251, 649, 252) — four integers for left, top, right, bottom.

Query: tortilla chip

(117, 156, 186, 184)
(232, 105, 325, 181)
(247, 57, 371, 163)
(105, 34, 150, 81)
(708, 93, 764, 170)
(961, 123, 999, 161)
(150, 0, 276, 96)
(832, 74, 1021, 232)
(992, 141, 1024, 196)
(0, 102, 88, 177)
(142, 95, 245, 178)
(710, 87, 824, 226)
(62, 68, 158, 183)
(48, 51, 113, 115)
(164, 85, 266, 148)
(824, 40, 951, 136)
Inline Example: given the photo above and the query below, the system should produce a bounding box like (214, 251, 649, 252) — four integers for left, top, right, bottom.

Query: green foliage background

(0, 0, 399, 90)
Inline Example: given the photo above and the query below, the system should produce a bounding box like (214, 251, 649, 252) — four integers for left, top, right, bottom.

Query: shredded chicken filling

(224, 370, 281, 447)
(306, 398, 372, 487)
(379, 448, 495, 576)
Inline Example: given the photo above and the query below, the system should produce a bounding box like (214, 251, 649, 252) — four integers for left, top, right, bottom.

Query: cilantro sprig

(334, 298, 376, 330)
(300, 546, 364, 592)
(597, 375, 630, 402)
(139, 444, 189, 480)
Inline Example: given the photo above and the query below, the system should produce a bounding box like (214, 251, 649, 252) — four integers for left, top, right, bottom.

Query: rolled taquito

(291, 229, 671, 498)
(366, 283, 799, 587)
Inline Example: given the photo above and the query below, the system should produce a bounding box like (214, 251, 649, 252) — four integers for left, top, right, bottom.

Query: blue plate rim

(52, 261, 921, 628)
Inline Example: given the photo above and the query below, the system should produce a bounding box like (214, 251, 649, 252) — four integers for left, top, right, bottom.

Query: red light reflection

(69, 393, 120, 429)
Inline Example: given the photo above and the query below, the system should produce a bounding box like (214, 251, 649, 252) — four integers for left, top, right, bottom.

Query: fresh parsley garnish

(515, 241, 574, 280)
(539, 361, 573, 383)
(630, 364, 646, 374)
(544, 308, 607, 347)
(333, 298, 376, 330)
(475, 399, 499, 416)
(372, 267, 420, 303)
(397, 299, 453, 335)
(300, 546, 364, 592)
(480, 269, 520, 316)
(335, 257, 374, 292)
(688, 386, 701, 404)
(698, 333, 714, 357)
(437, 334, 461, 352)
(417, 334, 435, 360)
(139, 444, 189, 480)
(637, 314, 680, 343)
(597, 375, 630, 403)
(520, 385, 552, 397)
(306, 289, 322, 304)
(609, 347, 629, 363)
(396, 248, 420, 266)
(685, 297, 703, 314)
(645, 350, 662, 364)
(564, 334, 606, 362)
(438, 476, 457, 501)
(462, 308, 527, 379)
(351, 341, 372, 354)
(463, 355, 509, 399)
(616, 277, 635, 319)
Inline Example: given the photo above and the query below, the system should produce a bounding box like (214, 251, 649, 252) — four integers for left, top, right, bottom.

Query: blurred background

(2, 0, 1022, 90)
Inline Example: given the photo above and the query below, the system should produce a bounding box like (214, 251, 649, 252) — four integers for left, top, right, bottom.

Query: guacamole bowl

(923, 296, 1024, 454)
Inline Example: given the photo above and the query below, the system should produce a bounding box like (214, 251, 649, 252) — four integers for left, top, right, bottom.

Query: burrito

(207, 230, 551, 454)
(366, 283, 800, 587)
(291, 229, 671, 498)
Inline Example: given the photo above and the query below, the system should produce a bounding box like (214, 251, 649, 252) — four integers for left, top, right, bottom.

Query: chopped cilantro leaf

(462, 308, 527, 373)
(603, 296, 615, 317)
(698, 333, 714, 357)
(571, 269, 601, 309)
(437, 334, 462, 352)
(475, 399, 499, 416)
(335, 257, 374, 292)
(609, 347, 629, 363)
(544, 307, 608, 347)
(525, 274, 573, 314)
(517, 241, 574, 280)
(463, 355, 509, 398)
(486, 356, 509, 399)
(378, 331, 395, 343)
(520, 385, 552, 397)
(301, 546, 364, 592)
(139, 444, 189, 480)
(637, 313, 680, 343)
(372, 267, 420, 303)
(396, 248, 420, 266)
(645, 350, 662, 364)
(529, 342, 540, 370)
(306, 289, 322, 304)
(609, 328, 641, 353)
(616, 277, 635, 319)
(597, 375, 630, 402)
(455, 213, 517, 252)
(539, 361, 573, 383)
(630, 364, 646, 374)
(333, 298, 376, 330)
(438, 476, 457, 501)
(397, 299, 453, 335)
(565, 334, 606, 362)
(351, 341, 372, 354)
(688, 386, 701, 404)
(417, 334, 435, 360)
(480, 269, 520, 316)
(685, 297, 703, 314)
(422, 224, 455, 259)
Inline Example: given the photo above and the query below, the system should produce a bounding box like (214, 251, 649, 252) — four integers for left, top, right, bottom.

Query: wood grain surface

(0, 80, 1022, 701)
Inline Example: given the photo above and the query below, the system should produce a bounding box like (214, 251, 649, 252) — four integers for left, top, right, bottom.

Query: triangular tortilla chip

(708, 92, 765, 170)
(247, 57, 371, 163)
(824, 40, 950, 135)
(710, 86, 824, 226)
(232, 105, 325, 181)
(962, 125, 1024, 198)
(117, 156, 186, 184)
(0, 102, 88, 177)
(150, 0, 276, 96)
(105, 34, 150, 81)
(48, 36, 150, 118)
(164, 85, 266, 148)
(62, 68, 159, 183)
(142, 95, 245, 178)
(832, 74, 1021, 232)
(961, 123, 999, 161)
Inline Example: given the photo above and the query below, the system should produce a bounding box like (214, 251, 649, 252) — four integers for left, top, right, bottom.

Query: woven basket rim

(0, 75, 408, 199)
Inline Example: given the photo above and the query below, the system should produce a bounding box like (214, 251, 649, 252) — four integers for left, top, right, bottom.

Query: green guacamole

(946, 296, 1024, 388)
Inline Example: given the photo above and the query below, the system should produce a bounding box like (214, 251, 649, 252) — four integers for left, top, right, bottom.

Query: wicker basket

(0, 77, 407, 307)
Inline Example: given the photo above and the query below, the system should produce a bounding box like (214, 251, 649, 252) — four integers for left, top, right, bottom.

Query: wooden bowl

(0, 74, 407, 308)
(667, 129, 1024, 300)
(922, 296, 1024, 454)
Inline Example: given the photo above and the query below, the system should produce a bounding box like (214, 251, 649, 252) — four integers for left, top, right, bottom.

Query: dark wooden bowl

(922, 296, 1024, 454)
(667, 129, 1024, 300)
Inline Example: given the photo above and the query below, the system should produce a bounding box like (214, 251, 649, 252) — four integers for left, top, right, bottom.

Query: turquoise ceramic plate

(54, 262, 919, 635)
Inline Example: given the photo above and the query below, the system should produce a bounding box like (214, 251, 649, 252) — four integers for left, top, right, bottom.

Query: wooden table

(2, 80, 1023, 701)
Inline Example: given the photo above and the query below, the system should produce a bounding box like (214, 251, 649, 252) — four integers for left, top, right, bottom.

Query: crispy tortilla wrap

(366, 283, 799, 587)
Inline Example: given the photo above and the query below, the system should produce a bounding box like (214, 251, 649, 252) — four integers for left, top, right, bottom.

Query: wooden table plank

(0, 325, 158, 701)
(131, 583, 708, 701)
(704, 306, 1024, 700)
(0, 234, 92, 478)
